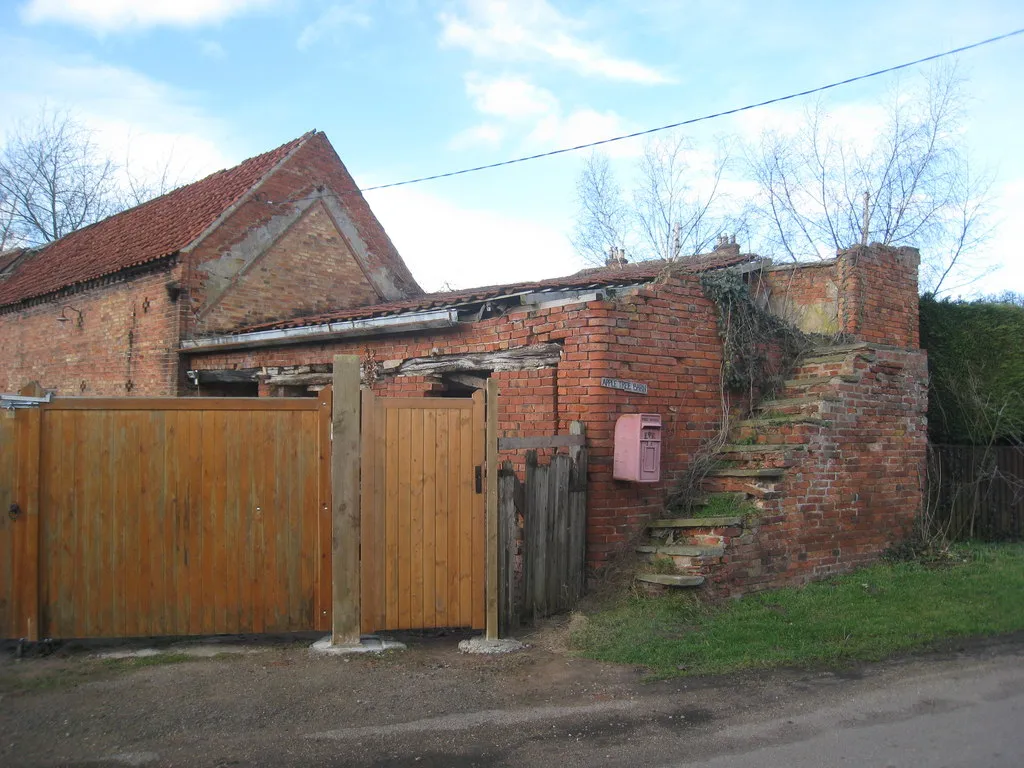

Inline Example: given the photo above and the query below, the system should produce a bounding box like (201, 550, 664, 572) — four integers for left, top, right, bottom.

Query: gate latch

(8, 502, 21, 521)
(475, 466, 483, 494)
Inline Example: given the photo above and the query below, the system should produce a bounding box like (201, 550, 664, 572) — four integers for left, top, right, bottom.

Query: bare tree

(118, 135, 183, 208)
(0, 109, 122, 247)
(572, 132, 733, 267)
(746, 64, 991, 294)
(0, 189, 17, 253)
(571, 151, 630, 265)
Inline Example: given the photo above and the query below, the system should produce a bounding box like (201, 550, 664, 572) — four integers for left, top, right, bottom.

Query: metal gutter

(180, 308, 460, 353)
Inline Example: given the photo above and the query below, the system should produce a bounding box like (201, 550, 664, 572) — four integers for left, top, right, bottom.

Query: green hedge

(919, 295, 1024, 444)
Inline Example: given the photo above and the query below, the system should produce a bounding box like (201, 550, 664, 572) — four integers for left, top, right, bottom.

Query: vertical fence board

(422, 408, 437, 628)
(498, 461, 519, 637)
(434, 407, 450, 624)
(500, 426, 587, 628)
(931, 445, 1023, 541)
(446, 408, 462, 628)
(484, 382, 499, 639)
(359, 389, 379, 635)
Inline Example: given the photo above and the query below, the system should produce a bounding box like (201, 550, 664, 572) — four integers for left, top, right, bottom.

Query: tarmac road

(1, 632, 1021, 767)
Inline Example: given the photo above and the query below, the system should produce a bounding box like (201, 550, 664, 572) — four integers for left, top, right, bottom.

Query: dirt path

(2, 630, 1022, 767)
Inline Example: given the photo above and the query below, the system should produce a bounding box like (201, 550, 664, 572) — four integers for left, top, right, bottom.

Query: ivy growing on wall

(699, 269, 812, 399)
(919, 295, 1024, 445)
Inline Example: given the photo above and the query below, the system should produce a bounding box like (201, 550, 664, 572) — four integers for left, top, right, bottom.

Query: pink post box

(613, 414, 662, 482)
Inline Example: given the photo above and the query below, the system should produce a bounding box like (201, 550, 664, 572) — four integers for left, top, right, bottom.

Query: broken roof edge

(207, 250, 760, 339)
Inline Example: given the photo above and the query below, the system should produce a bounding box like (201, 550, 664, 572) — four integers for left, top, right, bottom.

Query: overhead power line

(261, 25, 1023, 206)
(356, 27, 1023, 193)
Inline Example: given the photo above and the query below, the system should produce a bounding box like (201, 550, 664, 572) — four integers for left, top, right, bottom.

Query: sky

(1, 0, 1022, 295)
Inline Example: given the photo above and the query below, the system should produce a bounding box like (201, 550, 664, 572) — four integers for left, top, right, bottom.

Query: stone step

(636, 544, 726, 557)
(700, 477, 782, 499)
(735, 414, 826, 428)
(782, 375, 834, 390)
(755, 396, 830, 417)
(718, 443, 792, 454)
(649, 516, 742, 529)
(705, 467, 786, 478)
(808, 342, 873, 356)
(635, 573, 705, 588)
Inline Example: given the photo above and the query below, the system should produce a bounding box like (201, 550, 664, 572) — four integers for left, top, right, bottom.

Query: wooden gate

(2, 393, 332, 640)
(359, 391, 486, 633)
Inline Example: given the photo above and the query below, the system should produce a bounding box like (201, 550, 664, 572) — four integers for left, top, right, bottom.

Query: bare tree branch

(744, 63, 991, 293)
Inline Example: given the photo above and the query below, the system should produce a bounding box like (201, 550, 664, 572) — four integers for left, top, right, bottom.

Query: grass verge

(570, 543, 1024, 677)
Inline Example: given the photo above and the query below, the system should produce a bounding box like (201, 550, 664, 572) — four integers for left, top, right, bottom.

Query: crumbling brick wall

(713, 345, 929, 595)
(760, 244, 920, 347)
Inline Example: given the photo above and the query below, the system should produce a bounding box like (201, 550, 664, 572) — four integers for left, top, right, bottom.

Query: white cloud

(447, 123, 505, 151)
(297, 3, 372, 51)
(526, 107, 639, 158)
(452, 72, 638, 157)
(439, 0, 671, 84)
(0, 38, 231, 189)
(464, 73, 558, 120)
(20, 0, 276, 31)
(365, 186, 583, 291)
(199, 40, 227, 59)
(958, 176, 1024, 297)
(732, 101, 889, 157)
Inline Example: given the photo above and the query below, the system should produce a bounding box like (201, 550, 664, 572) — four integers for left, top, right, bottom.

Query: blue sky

(1, 0, 1022, 294)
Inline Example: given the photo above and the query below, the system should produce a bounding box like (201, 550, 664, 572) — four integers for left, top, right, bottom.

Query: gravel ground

(1, 628, 1022, 767)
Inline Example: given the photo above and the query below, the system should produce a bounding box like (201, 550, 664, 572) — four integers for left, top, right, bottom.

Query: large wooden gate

(359, 391, 486, 633)
(1, 393, 332, 640)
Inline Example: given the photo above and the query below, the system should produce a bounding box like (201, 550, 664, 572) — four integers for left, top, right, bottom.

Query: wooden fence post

(485, 378, 499, 640)
(13, 406, 41, 641)
(332, 355, 361, 646)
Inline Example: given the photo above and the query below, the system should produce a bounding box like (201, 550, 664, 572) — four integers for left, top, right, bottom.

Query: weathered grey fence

(929, 445, 1024, 540)
(498, 424, 587, 634)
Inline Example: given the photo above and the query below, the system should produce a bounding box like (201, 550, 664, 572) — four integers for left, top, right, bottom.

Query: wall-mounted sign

(601, 377, 648, 395)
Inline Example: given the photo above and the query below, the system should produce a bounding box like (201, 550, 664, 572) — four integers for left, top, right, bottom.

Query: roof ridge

(0, 130, 318, 308)
(30, 130, 318, 252)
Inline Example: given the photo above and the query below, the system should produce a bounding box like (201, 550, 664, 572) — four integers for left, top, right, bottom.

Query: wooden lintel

(194, 368, 260, 385)
(397, 343, 561, 376)
(266, 372, 334, 387)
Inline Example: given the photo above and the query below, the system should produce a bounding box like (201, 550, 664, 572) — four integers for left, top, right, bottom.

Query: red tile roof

(0, 132, 313, 308)
(237, 249, 755, 334)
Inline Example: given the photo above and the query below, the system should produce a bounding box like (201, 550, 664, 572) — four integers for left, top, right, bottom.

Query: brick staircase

(635, 342, 875, 594)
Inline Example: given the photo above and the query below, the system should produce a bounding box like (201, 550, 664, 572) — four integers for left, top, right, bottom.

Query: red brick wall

(187, 275, 726, 567)
(837, 244, 920, 347)
(714, 346, 929, 595)
(183, 132, 420, 338)
(760, 261, 840, 334)
(0, 265, 185, 396)
(194, 202, 381, 334)
(759, 244, 920, 348)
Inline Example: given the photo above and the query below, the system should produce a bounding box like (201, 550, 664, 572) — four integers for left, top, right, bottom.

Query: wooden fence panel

(360, 394, 485, 633)
(930, 445, 1024, 541)
(0, 413, 17, 638)
(499, 424, 587, 631)
(26, 396, 331, 640)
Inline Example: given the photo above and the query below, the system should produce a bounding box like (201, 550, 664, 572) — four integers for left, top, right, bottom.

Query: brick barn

(0, 132, 928, 594)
